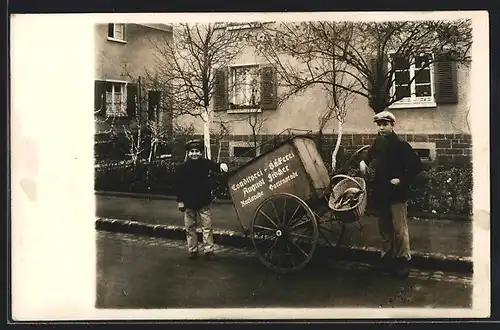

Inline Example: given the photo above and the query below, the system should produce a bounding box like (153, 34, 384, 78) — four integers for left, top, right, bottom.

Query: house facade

(94, 23, 174, 143)
(176, 23, 472, 167)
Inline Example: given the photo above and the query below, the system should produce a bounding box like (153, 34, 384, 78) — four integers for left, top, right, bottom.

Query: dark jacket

(365, 132, 422, 206)
(175, 158, 222, 210)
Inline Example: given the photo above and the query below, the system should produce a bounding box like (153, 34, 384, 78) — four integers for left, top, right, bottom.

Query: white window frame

(227, 63, 262, 114)
(229, 141, 261, 158)
(388, 52, 437, 109)
(107, 23, 127, 43)
(104, 79, 128, 117)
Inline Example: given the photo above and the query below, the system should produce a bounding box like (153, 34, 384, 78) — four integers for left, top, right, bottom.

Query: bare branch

(255, 20, 471, 113)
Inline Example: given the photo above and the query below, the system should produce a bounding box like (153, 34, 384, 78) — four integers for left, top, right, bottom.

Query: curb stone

(95, 217, 473, 274)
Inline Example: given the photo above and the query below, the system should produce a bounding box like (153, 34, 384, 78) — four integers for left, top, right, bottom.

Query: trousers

(376, 202, 411, 260)
(184, 206, 214, 253)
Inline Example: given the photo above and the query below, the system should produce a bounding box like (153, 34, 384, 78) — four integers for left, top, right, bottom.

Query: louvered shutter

(213, 68, 228, 111)
(148, 90, 162, 121)
(126, 83, 138, 117)
(260, 65, 277, 110)
(94, 80, 106, 117)
(108, 24, 114, 38)
(434, 57, 458, 104)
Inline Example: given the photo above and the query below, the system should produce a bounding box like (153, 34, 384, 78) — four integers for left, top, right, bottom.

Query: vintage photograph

(90, 13, 487, 316)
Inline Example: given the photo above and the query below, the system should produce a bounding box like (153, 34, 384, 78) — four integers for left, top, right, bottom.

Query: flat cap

(373, 110, 396, 123)
(184, 139, 204, 150)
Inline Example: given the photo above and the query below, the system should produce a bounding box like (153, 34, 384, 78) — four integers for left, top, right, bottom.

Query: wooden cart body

(226, 135, 368, 273)
(227, 136, 330, 230)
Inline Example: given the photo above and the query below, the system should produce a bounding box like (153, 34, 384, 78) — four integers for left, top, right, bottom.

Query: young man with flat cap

(359, 111, 422, 278)
(175, 139, 229, 260)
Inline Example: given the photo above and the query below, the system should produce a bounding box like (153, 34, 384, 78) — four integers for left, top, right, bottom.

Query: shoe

(392, 258, 410, 278)
(188, 252, 198, 260)
(205, 252, 216, 261)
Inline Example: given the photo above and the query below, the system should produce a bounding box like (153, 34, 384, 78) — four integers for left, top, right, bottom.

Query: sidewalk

(95, 192, 473, 273)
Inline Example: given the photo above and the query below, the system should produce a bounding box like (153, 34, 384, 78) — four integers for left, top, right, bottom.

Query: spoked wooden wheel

(250, 193, 319, 273)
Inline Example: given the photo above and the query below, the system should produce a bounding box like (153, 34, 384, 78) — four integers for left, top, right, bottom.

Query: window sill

(388, 102, 437, 109)
(107, 37, 127, 44)
(227, 108, 262, 114)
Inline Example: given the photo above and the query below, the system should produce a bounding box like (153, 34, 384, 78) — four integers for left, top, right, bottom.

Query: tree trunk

(217, 139, 222, 162)
(202, 110, 212, 160)
(252, 129, 257, 150)
(331, 120, 343, 173)
(136, 128, 142, 165)
(148, 139, 155, 163)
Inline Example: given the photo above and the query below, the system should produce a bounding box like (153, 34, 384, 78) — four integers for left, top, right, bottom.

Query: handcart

(226, 132, 370, 273)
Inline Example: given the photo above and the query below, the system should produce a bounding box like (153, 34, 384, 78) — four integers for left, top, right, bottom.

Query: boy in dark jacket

(175, 140, 228, 260)
(359, 111, 422, 278)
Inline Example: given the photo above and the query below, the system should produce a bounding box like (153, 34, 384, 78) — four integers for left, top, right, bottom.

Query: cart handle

(330, 174, 365, 192)
(340, 145, 371, 174)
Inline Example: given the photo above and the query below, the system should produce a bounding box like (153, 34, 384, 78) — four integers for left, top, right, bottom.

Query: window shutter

(148, 90, 162, 121)
(213, 68, 228, 111)
(126, 83, 138, 117)
(94, 80, 106, 117)
(260, 65, 277, 110)
(368, 56, 389, 112)
(108, 24, 114, 38)
(434, 58, 458, 104)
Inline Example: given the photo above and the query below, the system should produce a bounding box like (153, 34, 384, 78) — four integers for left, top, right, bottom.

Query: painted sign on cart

(227, 141, 312, 228)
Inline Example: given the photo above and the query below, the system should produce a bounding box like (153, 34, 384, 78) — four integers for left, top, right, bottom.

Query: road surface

(96, 230, 472, 310)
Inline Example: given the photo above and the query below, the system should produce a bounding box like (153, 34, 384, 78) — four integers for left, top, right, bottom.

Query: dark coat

(365, 132, 422, 206)
(175, 158, 222, 210)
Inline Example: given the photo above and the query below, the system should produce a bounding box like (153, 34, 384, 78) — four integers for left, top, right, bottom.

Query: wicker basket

(328, 174, 367, 223)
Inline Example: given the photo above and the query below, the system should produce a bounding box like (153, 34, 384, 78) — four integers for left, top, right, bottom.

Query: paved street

(95, 194, 472, 258)
(96, 230, 472, 309)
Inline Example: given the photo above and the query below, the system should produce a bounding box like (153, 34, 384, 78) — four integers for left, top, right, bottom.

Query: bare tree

(256, 20, 472, 113)
(144, 23, 247, 159)
(210, 120, 231, 162)
(147, 118, 170, 162)
(94, 99, 117, 137)
(253, 20, 472, 171)
(253, 21, 356, 171)
(105, 76, 169, 166)
(94, 78, 144, 165)
(122, 78, 145, 166)
(247, 110, 267, 154)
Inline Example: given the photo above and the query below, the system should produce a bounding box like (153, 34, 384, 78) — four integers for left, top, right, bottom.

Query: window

(107, 23, 126, 42)
(105, 82, 127, 116)
(410, 142, 436, 167)
(389, 53, 435, 108)
(233, 146, 257, 158)
(95, 80, 137, 118)
(213, 64, 277, 113)
(229, 141, 261, 158)
(229, 65, 261, 110)
(414, 148, 430, 160)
